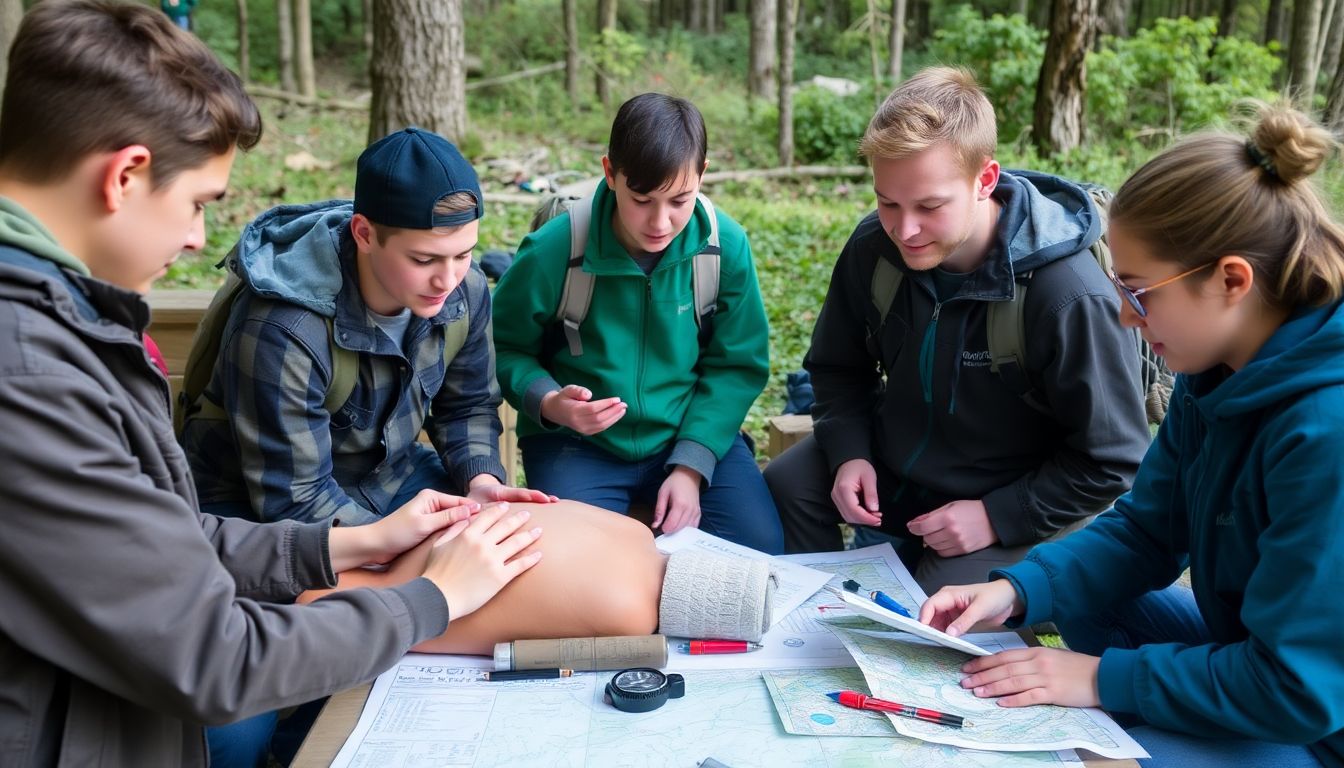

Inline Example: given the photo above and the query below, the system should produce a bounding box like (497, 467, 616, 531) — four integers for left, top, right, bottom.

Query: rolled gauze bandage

(657, 550, 777, 643)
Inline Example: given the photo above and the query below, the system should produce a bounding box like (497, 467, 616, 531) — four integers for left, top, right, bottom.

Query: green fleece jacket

(492, 180, 769, 481)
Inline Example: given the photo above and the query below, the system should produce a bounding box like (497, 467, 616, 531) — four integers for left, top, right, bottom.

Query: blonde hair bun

(1249, 102, 1337, 185)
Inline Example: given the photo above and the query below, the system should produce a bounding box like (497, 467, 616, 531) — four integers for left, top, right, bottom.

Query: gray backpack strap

(987, 273, 1048, 413)
(324, 318, 358, 414)
(692, 193, 721, 331)
(870, 257, 903, 326)
(556, 190, 597, 357)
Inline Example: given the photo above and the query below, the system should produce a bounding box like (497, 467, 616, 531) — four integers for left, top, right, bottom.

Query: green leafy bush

(927, 5, 1045, 144)
(790, 85, 872, 165)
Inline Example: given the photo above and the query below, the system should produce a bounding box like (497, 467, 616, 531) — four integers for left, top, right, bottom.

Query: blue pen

(869, 590, 913, 618)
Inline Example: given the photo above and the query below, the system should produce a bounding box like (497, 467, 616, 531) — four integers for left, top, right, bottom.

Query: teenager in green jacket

(492, 93, 783, 553)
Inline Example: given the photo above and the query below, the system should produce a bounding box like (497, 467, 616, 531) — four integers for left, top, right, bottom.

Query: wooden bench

(146, 290, 520, 486)
(766, 413, 813, 458)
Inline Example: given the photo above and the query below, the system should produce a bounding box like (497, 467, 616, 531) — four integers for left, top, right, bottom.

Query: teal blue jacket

(999, 302, 1344, 765)
(492, 180, 769, 480)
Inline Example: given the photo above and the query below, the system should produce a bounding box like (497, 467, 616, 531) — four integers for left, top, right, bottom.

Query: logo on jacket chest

(962, 349, 992, 368)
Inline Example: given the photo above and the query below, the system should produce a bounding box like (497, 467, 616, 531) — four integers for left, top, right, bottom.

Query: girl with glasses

(918, 102, 1344, 768)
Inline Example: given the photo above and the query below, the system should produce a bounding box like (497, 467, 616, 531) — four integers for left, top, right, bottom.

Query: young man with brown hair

(765, 67, 1151, 592)
(0, 2, 543, 765)
(180, 127, 553, 526)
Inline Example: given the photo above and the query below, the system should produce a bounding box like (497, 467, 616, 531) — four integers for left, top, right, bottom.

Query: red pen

(681, 640, 764, 654)
(826, 690, 970, 728)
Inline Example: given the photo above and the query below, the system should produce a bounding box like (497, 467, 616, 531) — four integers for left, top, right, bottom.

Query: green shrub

(790, 85, 872, 165)
(927, 5, 1045, 144)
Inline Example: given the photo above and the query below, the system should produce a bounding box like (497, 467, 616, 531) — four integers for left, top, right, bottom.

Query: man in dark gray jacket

(765, 68, 1151, 593)
(0, 3, 543, 766)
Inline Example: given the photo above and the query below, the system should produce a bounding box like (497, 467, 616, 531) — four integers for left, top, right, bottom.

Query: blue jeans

(1058, 586, 1322, 768)
(521, 432, 784, 554)
(206, 710, 277, 768)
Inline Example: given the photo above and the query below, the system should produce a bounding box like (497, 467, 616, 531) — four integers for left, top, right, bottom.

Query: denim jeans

(520, 432, 785, 554)
(205, 710, 277, 768)
(1058, 585, 1322, 768)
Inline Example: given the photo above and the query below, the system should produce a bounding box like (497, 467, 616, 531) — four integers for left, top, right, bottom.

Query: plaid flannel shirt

(185, 240, 504, 525)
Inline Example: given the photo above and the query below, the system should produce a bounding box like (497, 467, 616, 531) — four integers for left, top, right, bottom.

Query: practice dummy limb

(301, 500, 777, 654)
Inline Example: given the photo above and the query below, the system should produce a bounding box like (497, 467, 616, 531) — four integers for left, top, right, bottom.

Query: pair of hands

(330, 488, 547, 621)
(540, 384, 703, 535)
(918, 579, 1101, 708)
(830, 459, 998, 557)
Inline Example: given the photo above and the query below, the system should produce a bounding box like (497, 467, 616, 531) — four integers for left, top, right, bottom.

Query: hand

(539, 384, 626, 435)
(422, 502, 544, 619)
(466, 474, 558, 505)
(918, 579, 1023, 637)
(654, 466, 702, 534)
(831, 459, 881, 527)
(906, 499, 998, 557)
(329, 490, 479, 572)
(960, 647, 1101, 708)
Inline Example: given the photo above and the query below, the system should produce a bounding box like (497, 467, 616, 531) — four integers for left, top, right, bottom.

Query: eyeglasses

(1107, 262, 1216, 318)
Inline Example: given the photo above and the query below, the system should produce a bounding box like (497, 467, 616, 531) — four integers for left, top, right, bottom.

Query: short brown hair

(0, 0, 262, 189)
(370, 191, 480, 244)
(1111, 101, 1344, 309)
(859, 67, 997, 175)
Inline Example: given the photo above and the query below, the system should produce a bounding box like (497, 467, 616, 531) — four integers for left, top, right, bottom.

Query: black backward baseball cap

(353, 127, 484, 229)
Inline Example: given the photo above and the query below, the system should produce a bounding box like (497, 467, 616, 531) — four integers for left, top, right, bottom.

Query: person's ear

(350, 213, 376, 253)
(601, 156, 616, 188)
(99, 146, 153, 213)
(975, 158, 1000, 201)
(1214, 255, 1256, 305)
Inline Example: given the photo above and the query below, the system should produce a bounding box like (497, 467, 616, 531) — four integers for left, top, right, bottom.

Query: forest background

(2, 0, 1339, 447)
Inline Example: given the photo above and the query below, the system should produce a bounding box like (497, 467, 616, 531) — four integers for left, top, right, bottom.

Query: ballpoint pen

(826, 690, 970, 728)
(841, 579, 913, 618)
(484, 668, 574, 681)
(679, 640, 765, 654)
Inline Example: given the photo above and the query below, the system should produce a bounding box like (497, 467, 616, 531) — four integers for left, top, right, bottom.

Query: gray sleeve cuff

(666, 439, 718, 487)
(523, 376, 564, 428)
(293, 520, 338, 590)
(454, 456, 508, 492)
(387, 577, 451, 644)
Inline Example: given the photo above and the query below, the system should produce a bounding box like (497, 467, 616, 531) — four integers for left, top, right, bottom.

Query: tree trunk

(369, 0, 467, 144)
(1323, 0, 1344, 82)
(1014, 0, 1028, 17)
(1100, 0, 1129, 36)
(778, 0, 798, 166)
(564, 0, 580, 105)
(362, 0, 373, 58)
(1289, 0, 1324, 104)
(276, 0, 296, 93)
(1266, 0, 1288, 45)
(1326, 47, 1344, 129)
(295, 0, 316, 97)
(596, 0, 618, 105)
(1216, 0, 1236, 36)
(748, 0, 778, 99)
(866, 0, 883, 96)
(0, 0, 21, 105)
(1033, 0, 1098, 155)
(689, 0, 702, 31)
(235, 0, 250, 83)
(1317, 0, 1340, 76)
(888, 0, 907, 82)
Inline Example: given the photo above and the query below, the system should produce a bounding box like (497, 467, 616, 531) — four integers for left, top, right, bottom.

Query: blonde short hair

(859, 67, 997, 175)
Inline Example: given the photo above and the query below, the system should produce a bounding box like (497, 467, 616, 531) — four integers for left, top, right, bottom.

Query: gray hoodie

(0, 197, 448, 766)
(806, 171, 1151, 546)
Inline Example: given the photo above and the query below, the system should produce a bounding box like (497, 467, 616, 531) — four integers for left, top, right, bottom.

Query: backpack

(530, 189, 721, 358)
(868, 185, 1174, 424)
(173, 248, 470, 435)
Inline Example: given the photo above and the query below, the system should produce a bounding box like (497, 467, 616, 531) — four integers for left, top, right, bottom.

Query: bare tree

(1014, 0, 1028, 17)
(1323, 0, 1344, 82)
(1033, 0, 1099, 155)
(564, 0, 580, 104)
(749, 0, 778, 99)
(1289, 0, 1324, 104)
(1216, 0, 1237, 37)
(1317, 0, 1341, 78)
(889, 0, 907, 82)
(369, 0, 467, 144)
(596, 0, 618, 106)
(778, 0, 798, 166)
(1327, 49, 1344, 130)
(295, 0, 316, 97)
(235, 0, 250, 83)
(1267, 0, 1289, 46)
(362, 0, 373, 59)
(1100, 0, 1129, 37)
(0, 0, 20, 104)
(276, 0, 297, 93)
(866, 0, 883, 97)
